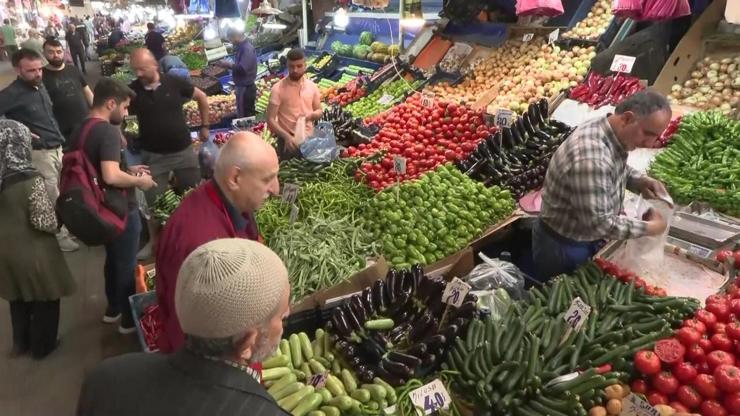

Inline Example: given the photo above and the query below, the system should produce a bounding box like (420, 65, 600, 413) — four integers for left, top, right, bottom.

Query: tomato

(684, 318, 708, 334)
(707, 294, 729, 305)
(677, 385, 703, 409)
(718, 250, 734, 263)
(631, 379, 648, 394)
(674, 362, 699, 383)
(698, 361, 713, 374)
(701, 337, 715, 352)
(731, 300, 740, 316)
(653, 371, 680, 395)
(713, 333, 735, 352)
(655, 338, 686, 364)
(717, 323, 729, 334)
(734, 251, 740, 268)
(669, 401, 690, 413)
(701, 400, 728, 416)
(697, 309, 719, 328)
(715, 365, 740, 393)
(708, 351, 737, 371)
(724, 392, 740, 413)
(635, 350, 662, 375)
(688, 343, 708, 364)
(708, 302, 732, 323)
(647, 391, 668, 406)
(677, 327, 702, 347)
(695, 374, 720, 399)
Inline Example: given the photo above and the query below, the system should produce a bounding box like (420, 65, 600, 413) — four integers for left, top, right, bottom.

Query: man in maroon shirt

(155, 132, 280, 353)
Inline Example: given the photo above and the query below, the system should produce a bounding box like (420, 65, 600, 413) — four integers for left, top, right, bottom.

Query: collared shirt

(540, 116, 647, 241)
(0, 79, 64, 149)
(213, 180, 249, 232)
(268, 76, 320, 137)
(233, 39, 257, 87)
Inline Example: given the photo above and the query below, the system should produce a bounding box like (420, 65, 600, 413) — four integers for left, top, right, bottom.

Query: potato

(606, 399, 622, 415)
(654, 405, 675, 416)
(589, 407, 607, 416)
(604, 385, 624, 400)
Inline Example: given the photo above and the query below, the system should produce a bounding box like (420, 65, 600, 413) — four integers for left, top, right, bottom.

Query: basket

(128, 290, 160, 353)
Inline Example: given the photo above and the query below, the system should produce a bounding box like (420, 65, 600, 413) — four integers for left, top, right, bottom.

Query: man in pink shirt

(266, 48, 322, 160)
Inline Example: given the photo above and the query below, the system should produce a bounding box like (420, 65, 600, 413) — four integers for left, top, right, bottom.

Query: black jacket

(76, 349, 290, 416)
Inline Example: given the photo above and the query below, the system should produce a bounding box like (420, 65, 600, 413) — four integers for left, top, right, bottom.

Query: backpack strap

(75, 118, 105, 151)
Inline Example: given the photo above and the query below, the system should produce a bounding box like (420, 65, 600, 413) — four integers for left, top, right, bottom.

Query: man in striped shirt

(533, 91, 671, 281)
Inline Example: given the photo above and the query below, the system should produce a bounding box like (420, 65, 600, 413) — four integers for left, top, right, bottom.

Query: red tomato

(647, 392, 668, 406)
(653, 371, 680, 395)
(708, 302, 732, 323)
(697, 309, 719, 328)
(674, 362, 699, 384)
(724, 392, 740, 413)
(717, 323, 729, 334)
(713, 333, 735, 351)
(730, 323, 740, 342)
(701, 400, 728, 416)
(677, 327, 703, 347)
(698, 361, 713, 374)
(695, 374, 720, 399)
(707, 294, 729, 305)
(631, 379, 649, 394)
(669, 401, 690, 413)
(735, 251, 740, 269)
(718, 250, 734, 263)
(730, 299, 740, 315)
(655, 338, 686, 364)
(708, 351, 737, 371)
(688, 343, 708, 364)
(635, 350, 662, 375)
(684, 318, 708, 334)
(701, 337, 715, 352)
(677, 385, 703, 409)
(715, 365, 740, 393)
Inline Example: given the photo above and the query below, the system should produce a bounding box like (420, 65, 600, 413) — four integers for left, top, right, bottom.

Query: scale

(666, 236, 715, 259)
(669, 212, 740, 251)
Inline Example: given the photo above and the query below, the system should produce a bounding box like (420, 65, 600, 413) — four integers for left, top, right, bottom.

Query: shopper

(224, 27, 257, 118)
(144, 22, 166, 61)
(0, 119, 76, 359)
(158, 53, 190, 80)
(533, 90, 671, 281)
(66, 78, 156, 334)
(128, 48, 210, 260)
(65, 23, 86, 74)
(0, 48, 79, 252)
(1, 19, 17, 59)
(43, 23, 59, 40)
(155, 132, 280, 353)
(107, 25, 124, 49)
(42, 38, 93, 140)
(77, 238, 291, 416)
(266, 48, 322, 160)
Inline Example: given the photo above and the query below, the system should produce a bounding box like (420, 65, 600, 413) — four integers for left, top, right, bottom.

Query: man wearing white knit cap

(77, 239, 291, 416)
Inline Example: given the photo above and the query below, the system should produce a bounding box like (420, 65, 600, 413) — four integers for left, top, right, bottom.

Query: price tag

(610, 54, 637, 74)
(563, 297, 591, 331)
(621, 393, 660, 416)
(307, 371, 329, 389)
(421, 92, 435, 108)
(289, 204, 299, 224)
(377, 94, 394, 105)
(393, 156, 407, 175)
(282, 183, 300, 205)
(522, 33, 534, 42)
(495, 108, 514, 128)
(548, 28, 559, 44)
(442, 277, 472, 307)
(384, 405, 397, 415)
(145, 267, 156, 280)
(409, 379, 452, 415)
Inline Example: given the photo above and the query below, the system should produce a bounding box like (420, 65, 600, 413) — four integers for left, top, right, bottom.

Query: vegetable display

(255, 76, 282, 114)
(326, 80, 367, 106)
(152, 189, 185, 224)
(562, 0, 613, 41)
(657, 116, 683, 148)
(322, 105, 364, 145)
(364, 165, 515, 268)
(668, 55, 740, 116)
(345, 78, 422, 119)
(569, 72, 645, 108)
(444, 261, 700, 415)
(649, 111, 740, 216)
(184, 94, 236, 127)
(180, 51, 207, 70)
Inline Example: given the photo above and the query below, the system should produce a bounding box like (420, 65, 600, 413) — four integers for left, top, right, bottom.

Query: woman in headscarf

(0, 119, 75, 358)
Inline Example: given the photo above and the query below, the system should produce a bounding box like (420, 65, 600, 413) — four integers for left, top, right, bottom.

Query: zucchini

(263, 354, 290, 369)
(299, 332, 314, 361)
(361, 384, 387, 402)
(320, 406, 340, 416)
(263, 366, 292, 381)
(278, 385, 315, 411)
(290, 334, 304, 368)
(327, 395, 353, 411)
(340, 369, 357, 393)
(272, 382, 302, 401)
(292, 392, 323, 416)
(350, 388, 371, 403)
(268, 373, 298, 395)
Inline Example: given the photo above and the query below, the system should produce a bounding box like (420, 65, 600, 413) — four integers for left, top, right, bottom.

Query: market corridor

(0, 60, 138, 416)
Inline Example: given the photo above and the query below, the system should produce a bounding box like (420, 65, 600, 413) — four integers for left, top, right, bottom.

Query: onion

(684, 79, 698, 89)
(710, 63, 721, 71)
(691, 71, 703, 79)
(721, 58, 733, 65)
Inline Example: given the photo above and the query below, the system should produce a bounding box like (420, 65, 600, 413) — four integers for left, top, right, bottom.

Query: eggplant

(522, 112, 537, 137)
(410, 264, 424, 293)
(381, 357, 414, 378)
(487, 132, 503, 153)
(510, 122, 525, 146)
(359, 336, 386, 362)
(422, 353, 437, 367)
(385, 269, 399, 303)
(372, 332, 393, 350)
(405, 342, 428, 358)
(423, 334, 447, 351)
(350, 296, 369, 323)
(388, 323, 411, 345)
(409, 312, 433, 342)
(527, 102, 541, 128)
(464, 292, 478, 303)
(377, 360, 407, 386)
(372, 279, 387, 312)
(416, 276, 434, 302)
(538, 98, 549, 119)
(441, 324, 459, 343)
(331, 309, 351, 337)
(357, 366, 375, 384)
(387, 351, 422, 369)
(501, 128, 515, 149)
(361, 287, 375, 317)
(421, 318, 439, 341)
(341, 303, 362, 331)
(394, 270, 410, 299)
(388, 291, 411, 318)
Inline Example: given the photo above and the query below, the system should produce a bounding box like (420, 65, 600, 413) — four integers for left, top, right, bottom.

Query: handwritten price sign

(421, 92, 435, 108)
(393, 156, 407, 175)
(409, 379, 452, 415)
(522, 33, 534, 42)
(289, 204, 299, 224)
(442, 277, 471, 307)
(377, 94, 395, 105)
(282, 183, 300, 205)
(548, 28, 559, 44)
(563, 297, 591, 331)
(610, 54, 636, 74)
(495, 108, 514, 128)
(621, 393, 661, 416)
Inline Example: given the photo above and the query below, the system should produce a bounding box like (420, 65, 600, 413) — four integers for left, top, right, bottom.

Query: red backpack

(57, 118, 128, 246)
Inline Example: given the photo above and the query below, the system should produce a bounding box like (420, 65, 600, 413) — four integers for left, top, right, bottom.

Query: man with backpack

(64, 78, 156, 334)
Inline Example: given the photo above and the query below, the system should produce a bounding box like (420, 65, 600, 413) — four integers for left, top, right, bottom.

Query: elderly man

(223, 27, 257, 118)
(77, 239, 291, 416)
(533, 90, 672, 281)
(155, 132, 280, 353)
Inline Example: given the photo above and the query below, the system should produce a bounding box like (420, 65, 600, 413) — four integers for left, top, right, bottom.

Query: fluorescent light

(263, 22, 287, 30)
(400, 18, 425, 28)
(333, 8, 349, 29)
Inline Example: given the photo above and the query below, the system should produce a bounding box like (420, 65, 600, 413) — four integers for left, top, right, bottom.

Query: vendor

(159, 53, 190, 80)
(154, 132, 280, 353)
(144, 22, 166, 61)
(266, 48, 322, 160)
(533, 90, 671, 281)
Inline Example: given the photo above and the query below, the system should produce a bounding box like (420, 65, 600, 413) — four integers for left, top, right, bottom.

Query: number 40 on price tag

(409, 379, 452, 415)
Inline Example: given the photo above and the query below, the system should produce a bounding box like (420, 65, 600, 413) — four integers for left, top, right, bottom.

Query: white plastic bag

(466, 253, 527, 299)
(293, 116, 307, 147)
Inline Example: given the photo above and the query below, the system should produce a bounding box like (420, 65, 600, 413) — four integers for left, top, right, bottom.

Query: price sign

(563, 297, 591, 331)
(384, 405, 397, 415)
(307, 371, 329, 389)
(522, 33, 534, 42)
(621, 393, 661, 416)
(282, 183, 300, 205)
(289, 204, 299, 224)
(421, 92, 435, 108)
(393, 156, 407, 175)
(409, 379, 452, 415)
(442, 277, 472, 307)
(548, 28, 559, 44)
(378, 94, 395, 105)
(145, 267, 156, 280)
(495, 108, 514, 128)
(610, 54, 637, 74)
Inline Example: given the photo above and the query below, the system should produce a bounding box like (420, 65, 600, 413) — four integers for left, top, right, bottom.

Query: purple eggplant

(372, 279, 387, 312)
(377, 360, 407, 386)
(405, 343, 428, 358)
(385, 269, 399, 303)
(452, 300, 477, 320)
(387, 351, 422, 369)
(409, 312, 433, 342)
(381, 357, 413, 378)
(350, 296, 368, 323)
(423, 334, 447, 351)
(331, 309, 351, 337)
(422, 353, 437, 367)
(441, 324, 459, 344)
(361, 287, 375, 316)
(342, 303, 362, 331)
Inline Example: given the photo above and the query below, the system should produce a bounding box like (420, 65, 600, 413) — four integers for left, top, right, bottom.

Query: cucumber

(317, 387, 332, 403)
(340, 369, 358, 393)
(290, 334, 304, 368)
(299, 332, 314, 361)
(325, 374, 346, 397)
(263, 366, 292, 381)
(309, 359, 327, 375)
(263, 354, 290, 369)
(364, 318, 395, 330)
(292, 392, 323, 416)
(278, 385, 315, 411)
(314, 329, 325, 357)
(280, 339, 293, 368)
(307, 411, 326, 416)
(300, 362, 312, 378)
(373, 377, 397, 404)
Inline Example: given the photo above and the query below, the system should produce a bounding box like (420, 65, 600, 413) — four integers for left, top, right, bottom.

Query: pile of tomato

(326, 82, 366, 106)
(631, 283, 740, 415)
(343, 94, 497, 191)
(594, 257, 668, 297)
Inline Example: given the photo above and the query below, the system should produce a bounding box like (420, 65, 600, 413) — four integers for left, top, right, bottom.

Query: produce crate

(282, 307, 334, 338)
(128, 290, 159, 353)
(546, 0, 599, 29)
(218, 74, 234, 94)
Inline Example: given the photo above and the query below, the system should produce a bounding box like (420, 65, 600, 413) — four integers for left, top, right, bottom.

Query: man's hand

(30, 132, 40, 141)
(643, 208, 667, 236)
(128, 165, 150, 176)
(136, 174, 157, 191)
(639, 177, 669, 202)
(199, 127, 210, 142)
(284, 136, 298, 153)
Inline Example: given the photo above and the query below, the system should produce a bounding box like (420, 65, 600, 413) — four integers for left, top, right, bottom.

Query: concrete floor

(0, 60, 140, 416)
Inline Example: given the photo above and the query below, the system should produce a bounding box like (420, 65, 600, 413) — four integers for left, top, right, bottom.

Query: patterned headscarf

(0, 119, 36, 190)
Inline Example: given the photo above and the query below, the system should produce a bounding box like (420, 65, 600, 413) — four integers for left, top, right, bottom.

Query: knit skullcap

(175, 238, 288, 339)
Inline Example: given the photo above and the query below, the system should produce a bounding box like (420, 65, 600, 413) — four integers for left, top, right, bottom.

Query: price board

(563, 297, 591, 331)
(621, 393, 660, 416)
(522, 33, 534, 42)
(377, 94, 395, 105)
(289, 204, 299, 224)
(442, 277, 472, 307)
(282, 183, 300, 205)
(409, 379, 452, 415)
(495, 108, 514, 128)
(610, 54, 637, 74)
(393, 156, 407, 175)
(548, 28, 559, 44)
(421, 92, 435, 108)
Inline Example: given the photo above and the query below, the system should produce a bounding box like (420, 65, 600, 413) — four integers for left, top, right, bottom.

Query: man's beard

(25, 77, 42, 87)
(251, 333, 280, 363)
(289, 73, 302, 81)
(48, 58, 64, 68)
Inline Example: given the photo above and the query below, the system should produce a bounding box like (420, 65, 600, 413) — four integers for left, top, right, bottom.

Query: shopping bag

(300, 121, 340, 163)
(641, 0, 678, 20)
(515, 0, 564, 17)
(612, 0, 644, 19)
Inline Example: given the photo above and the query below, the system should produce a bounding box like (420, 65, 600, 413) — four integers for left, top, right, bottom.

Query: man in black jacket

(65, 23, 86, 74)
(76, 239, 291, 416)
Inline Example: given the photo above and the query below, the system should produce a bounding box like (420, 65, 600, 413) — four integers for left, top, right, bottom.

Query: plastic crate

(129, 290, 159, 353)
(282, 307, 335, 338)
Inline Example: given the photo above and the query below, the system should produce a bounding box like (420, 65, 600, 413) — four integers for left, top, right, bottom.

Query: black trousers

(71, 48, 86, 74)
(9, 299, 60, 358)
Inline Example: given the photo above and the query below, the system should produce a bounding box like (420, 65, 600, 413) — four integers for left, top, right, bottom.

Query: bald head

(130, 48, 159, 85)
(214, 132, 280, 213)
